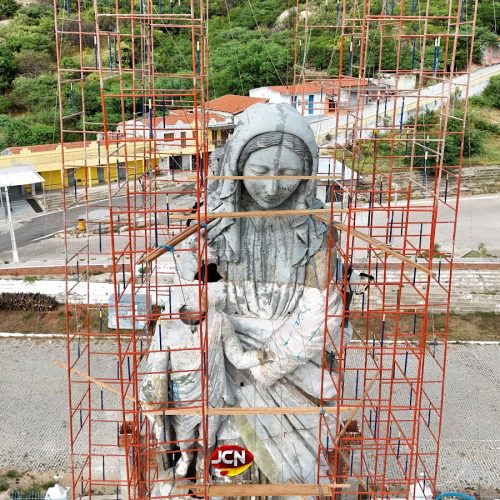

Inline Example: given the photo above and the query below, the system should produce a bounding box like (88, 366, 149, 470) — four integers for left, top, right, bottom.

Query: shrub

(483, 75, 500, 109)
(0, 0, 19, 20)
(15, 49, 54, 77)
(5, 470, 21, 479)
(0, 95, 9, 114)
(0, 478, 8, 493)
(473, 118, 500, 135)
(469, 95, 489, 107)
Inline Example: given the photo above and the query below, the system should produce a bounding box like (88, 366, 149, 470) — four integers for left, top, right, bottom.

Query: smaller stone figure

(139, 304, 268, 482)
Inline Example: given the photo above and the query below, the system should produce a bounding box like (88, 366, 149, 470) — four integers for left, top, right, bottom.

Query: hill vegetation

(0, 0, 498, 151)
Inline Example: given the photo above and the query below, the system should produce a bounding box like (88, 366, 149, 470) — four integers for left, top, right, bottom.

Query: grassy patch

(0, 304, 111, 335)
(0, 470, 22, 493)
(463, 104, 500, 167)
(0, 478, 8, 493)
(5, 470, 21, 479)
(463, 130, 500, 166)
(352, 311, 500, 341)
(462, 242, 497, 258)
(40, 480, 57, 490)
(462, 250, 497, 258)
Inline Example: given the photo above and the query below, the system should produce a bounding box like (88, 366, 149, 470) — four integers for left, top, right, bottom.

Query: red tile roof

(6, 141, 90, 155)
(266, 83, 321, 96)
(206, 95, 268, 115)
(264, 78, 368, 96)
(313, 77, 368, 94)
(150, 109, 228, 127)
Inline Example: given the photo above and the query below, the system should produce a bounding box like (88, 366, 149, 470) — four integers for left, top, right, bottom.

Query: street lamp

(3, 186, 19, 263)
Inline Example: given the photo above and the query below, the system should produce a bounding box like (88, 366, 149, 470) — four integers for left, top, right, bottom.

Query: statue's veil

(206, 102, 327, 267)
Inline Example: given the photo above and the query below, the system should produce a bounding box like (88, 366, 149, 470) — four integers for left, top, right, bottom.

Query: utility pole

(4, 186, 19, 263)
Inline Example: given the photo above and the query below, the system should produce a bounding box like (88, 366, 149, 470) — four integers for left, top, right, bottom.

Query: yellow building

(0, 141, 151, 192)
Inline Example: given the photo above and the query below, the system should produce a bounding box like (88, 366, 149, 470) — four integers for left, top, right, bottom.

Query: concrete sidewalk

(0, 198, 42, 225)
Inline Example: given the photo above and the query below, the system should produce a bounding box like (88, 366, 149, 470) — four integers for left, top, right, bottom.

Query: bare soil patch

(0, 305, 497, 341)
(351, 311, 500, 342)
(0, 305, 111, 335)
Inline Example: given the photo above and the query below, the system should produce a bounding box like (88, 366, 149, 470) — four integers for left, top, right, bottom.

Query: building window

(328, 98, 336, 112)
(163, 133, 174, 143)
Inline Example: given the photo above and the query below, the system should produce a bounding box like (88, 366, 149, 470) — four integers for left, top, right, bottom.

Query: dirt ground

(350, 310, 500, 342)
(0, 304, 498, 341)
(0, 305, 112, 335)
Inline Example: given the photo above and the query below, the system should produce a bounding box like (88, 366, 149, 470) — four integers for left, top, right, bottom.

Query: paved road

(0, 196, 129, 259)
(367, 193, 500, 257)
(1, 192, 498, 264)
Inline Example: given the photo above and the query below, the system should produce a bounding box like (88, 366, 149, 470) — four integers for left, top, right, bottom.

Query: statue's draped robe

(170, 212, 346, 485)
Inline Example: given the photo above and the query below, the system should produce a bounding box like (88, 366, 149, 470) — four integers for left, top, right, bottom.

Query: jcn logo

(210, 445, 254, 477)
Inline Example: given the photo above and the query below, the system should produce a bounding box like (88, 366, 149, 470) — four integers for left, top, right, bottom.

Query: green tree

(4, 29, 52, 53)
(4, 118, 34, 146)
(9, 74, 57, 115)
(483, 75, 500, 109)
(227, 0, 285, 29)
(0, 0, 19, 20)
(446, 111, 484, 159)
(477, 1, 500, 35)
(210, 28, 289, 96)
(0, 47, 17, 91)
(30, 123, 55, 144)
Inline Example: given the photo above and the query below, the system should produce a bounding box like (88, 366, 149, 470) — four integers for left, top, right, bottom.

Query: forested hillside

(0, 0, 497, 149)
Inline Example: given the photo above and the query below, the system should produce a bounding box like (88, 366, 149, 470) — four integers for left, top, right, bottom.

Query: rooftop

(4, 141, 89, 155)
(262, 78, 369, 95)
(118, 109, 230, 130)
(206, 94, 269, 114)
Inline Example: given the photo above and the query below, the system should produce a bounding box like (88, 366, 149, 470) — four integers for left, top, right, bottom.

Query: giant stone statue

(140, 103, 363, 497)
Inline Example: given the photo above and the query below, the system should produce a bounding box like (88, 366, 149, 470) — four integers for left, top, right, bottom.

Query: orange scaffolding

(54, 0, 478, 498)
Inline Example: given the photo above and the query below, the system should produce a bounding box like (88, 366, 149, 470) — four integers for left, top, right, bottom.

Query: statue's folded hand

(249, 353, 301, 388)
(250, 362, 282, 388)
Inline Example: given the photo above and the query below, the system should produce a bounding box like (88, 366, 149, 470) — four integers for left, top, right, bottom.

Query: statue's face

(242, 146, 304, 209)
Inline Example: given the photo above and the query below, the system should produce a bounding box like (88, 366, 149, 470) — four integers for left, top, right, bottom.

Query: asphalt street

(367, 193, 500, 257)
(0, 196, 129, 257)
(0, 192, 498, 263)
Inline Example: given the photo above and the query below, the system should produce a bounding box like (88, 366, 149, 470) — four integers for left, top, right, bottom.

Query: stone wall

(356, 165, 500, 201)
(363, 263, 500, 313)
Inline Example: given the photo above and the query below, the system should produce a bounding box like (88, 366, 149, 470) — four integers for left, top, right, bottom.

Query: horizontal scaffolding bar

(188, 483, 351, 496)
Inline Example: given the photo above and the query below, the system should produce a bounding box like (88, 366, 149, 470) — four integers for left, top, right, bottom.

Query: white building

(117, 109, 231, 170)
(116, 96, 271, 170)
(250, 82, 326, 116)
(250, 78, 392, 116)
